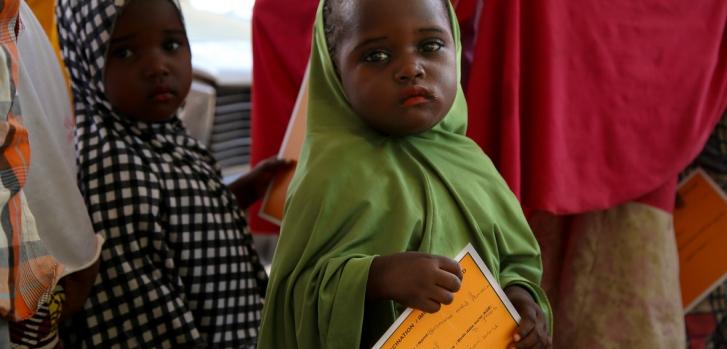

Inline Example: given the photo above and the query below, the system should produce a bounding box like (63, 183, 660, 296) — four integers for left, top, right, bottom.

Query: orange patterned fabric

(0, 0, 59, 322)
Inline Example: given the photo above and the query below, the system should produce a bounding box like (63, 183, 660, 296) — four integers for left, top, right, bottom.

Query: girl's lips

(151, 86, 175, 102)
(399, 86, 433, 107)
(152, 92, 175, 102)
(403, 95, 430, 107)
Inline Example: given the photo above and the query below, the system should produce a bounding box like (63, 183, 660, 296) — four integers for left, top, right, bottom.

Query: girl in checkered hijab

(56, 0, 289, 347)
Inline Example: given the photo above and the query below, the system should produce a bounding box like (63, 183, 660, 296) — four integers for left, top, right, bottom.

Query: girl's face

(104, 0, 192, 123)
(335, 0, 456, 136)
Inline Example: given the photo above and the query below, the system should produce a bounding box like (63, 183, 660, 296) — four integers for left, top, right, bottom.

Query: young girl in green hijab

(258, 0, 552, 348)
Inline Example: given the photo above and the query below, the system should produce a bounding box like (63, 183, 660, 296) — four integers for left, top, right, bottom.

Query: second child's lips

(152, 92, 174, 102)
(150, 87, 175, 102)
(403, 96, 429, 107)
(399, 86, 433, 106)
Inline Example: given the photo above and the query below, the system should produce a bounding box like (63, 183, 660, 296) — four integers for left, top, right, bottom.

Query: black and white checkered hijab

(57, 0, 266, 347)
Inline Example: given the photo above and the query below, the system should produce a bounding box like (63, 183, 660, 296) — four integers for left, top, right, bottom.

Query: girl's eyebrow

(110, 34, 135, 45)
(352, 26, 447, 51)
(110, 29, 186, 45)
(354, 36, 386, 51)
(419, 27, 446, 34)
(164, 29, 186, 36)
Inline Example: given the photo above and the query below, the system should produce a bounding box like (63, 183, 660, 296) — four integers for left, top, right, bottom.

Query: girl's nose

(394, 60, 425, 82)
(143, 51, 171, 79)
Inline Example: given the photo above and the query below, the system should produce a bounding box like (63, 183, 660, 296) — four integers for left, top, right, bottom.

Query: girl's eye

(363, 50, 390, 63)
(163, 40, 181, 52)
(112, 48, 133, 59)
(419, 40, 444, 53)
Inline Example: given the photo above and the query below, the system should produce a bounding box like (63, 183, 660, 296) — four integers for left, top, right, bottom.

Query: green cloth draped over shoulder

(257, 1, 552, 348)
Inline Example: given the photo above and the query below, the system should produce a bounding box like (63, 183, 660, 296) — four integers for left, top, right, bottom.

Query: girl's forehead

(347, 0, 450, 32)
(350, 0, 449, 20)
(113, 0, 184, 34)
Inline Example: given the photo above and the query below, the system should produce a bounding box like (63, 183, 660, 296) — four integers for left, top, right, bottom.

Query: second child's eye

(419, 40, 444, 53)
(363, 50, 390, 63)
(163, 40, 181, 52)
(112, 48, 133, 59)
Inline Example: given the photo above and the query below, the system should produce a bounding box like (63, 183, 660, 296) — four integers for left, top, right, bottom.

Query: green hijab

(258, 1, 551, 348)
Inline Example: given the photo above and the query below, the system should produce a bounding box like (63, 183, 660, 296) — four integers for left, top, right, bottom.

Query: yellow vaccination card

(675, 168, 727, 311)
(372, 244, 520, 349)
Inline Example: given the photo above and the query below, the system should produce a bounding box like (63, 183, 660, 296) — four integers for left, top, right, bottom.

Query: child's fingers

(512, 331, 539, 349)
(258, 158, 294, 171)
(515, 315, 536, 341)
(434, 268, 461, 292)
(537, 310, 549, 339)
(512, 313, 549, 349)
(529, 304, 548, 345)
(428, 286, 455, 306)
(417, 298, 443, 314)
(435, 256, 463, 280)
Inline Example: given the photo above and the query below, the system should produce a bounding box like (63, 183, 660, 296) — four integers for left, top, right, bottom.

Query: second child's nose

(143, 52, 171, 79)
(394, 61, 425, 83)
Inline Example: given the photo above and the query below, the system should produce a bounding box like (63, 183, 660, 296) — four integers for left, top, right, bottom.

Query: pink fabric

(452, 0, 482, 86)
(249, 0, 319, 233)
(685, 313, 718, 349)
(466, 0, 727, 214)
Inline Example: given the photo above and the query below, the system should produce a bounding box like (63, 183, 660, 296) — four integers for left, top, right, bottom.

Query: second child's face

(104, 0, 192, 123)
(335, 0, 456, 136)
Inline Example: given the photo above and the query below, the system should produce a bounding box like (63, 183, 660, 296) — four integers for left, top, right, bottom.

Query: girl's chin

(124, 112, 177, 123)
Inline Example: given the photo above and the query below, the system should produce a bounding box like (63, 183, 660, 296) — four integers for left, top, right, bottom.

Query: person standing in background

(464, 1, 727, 348)
(4, 2, 103, 348)
(1, 0, 62, 344)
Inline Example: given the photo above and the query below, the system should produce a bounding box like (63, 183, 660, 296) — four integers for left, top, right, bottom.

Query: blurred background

(179, 0, 255, 183)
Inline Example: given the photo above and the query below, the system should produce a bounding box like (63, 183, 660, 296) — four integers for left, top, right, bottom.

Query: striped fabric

(0, 0, 59, 322)
(8, 285, 64, 349)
